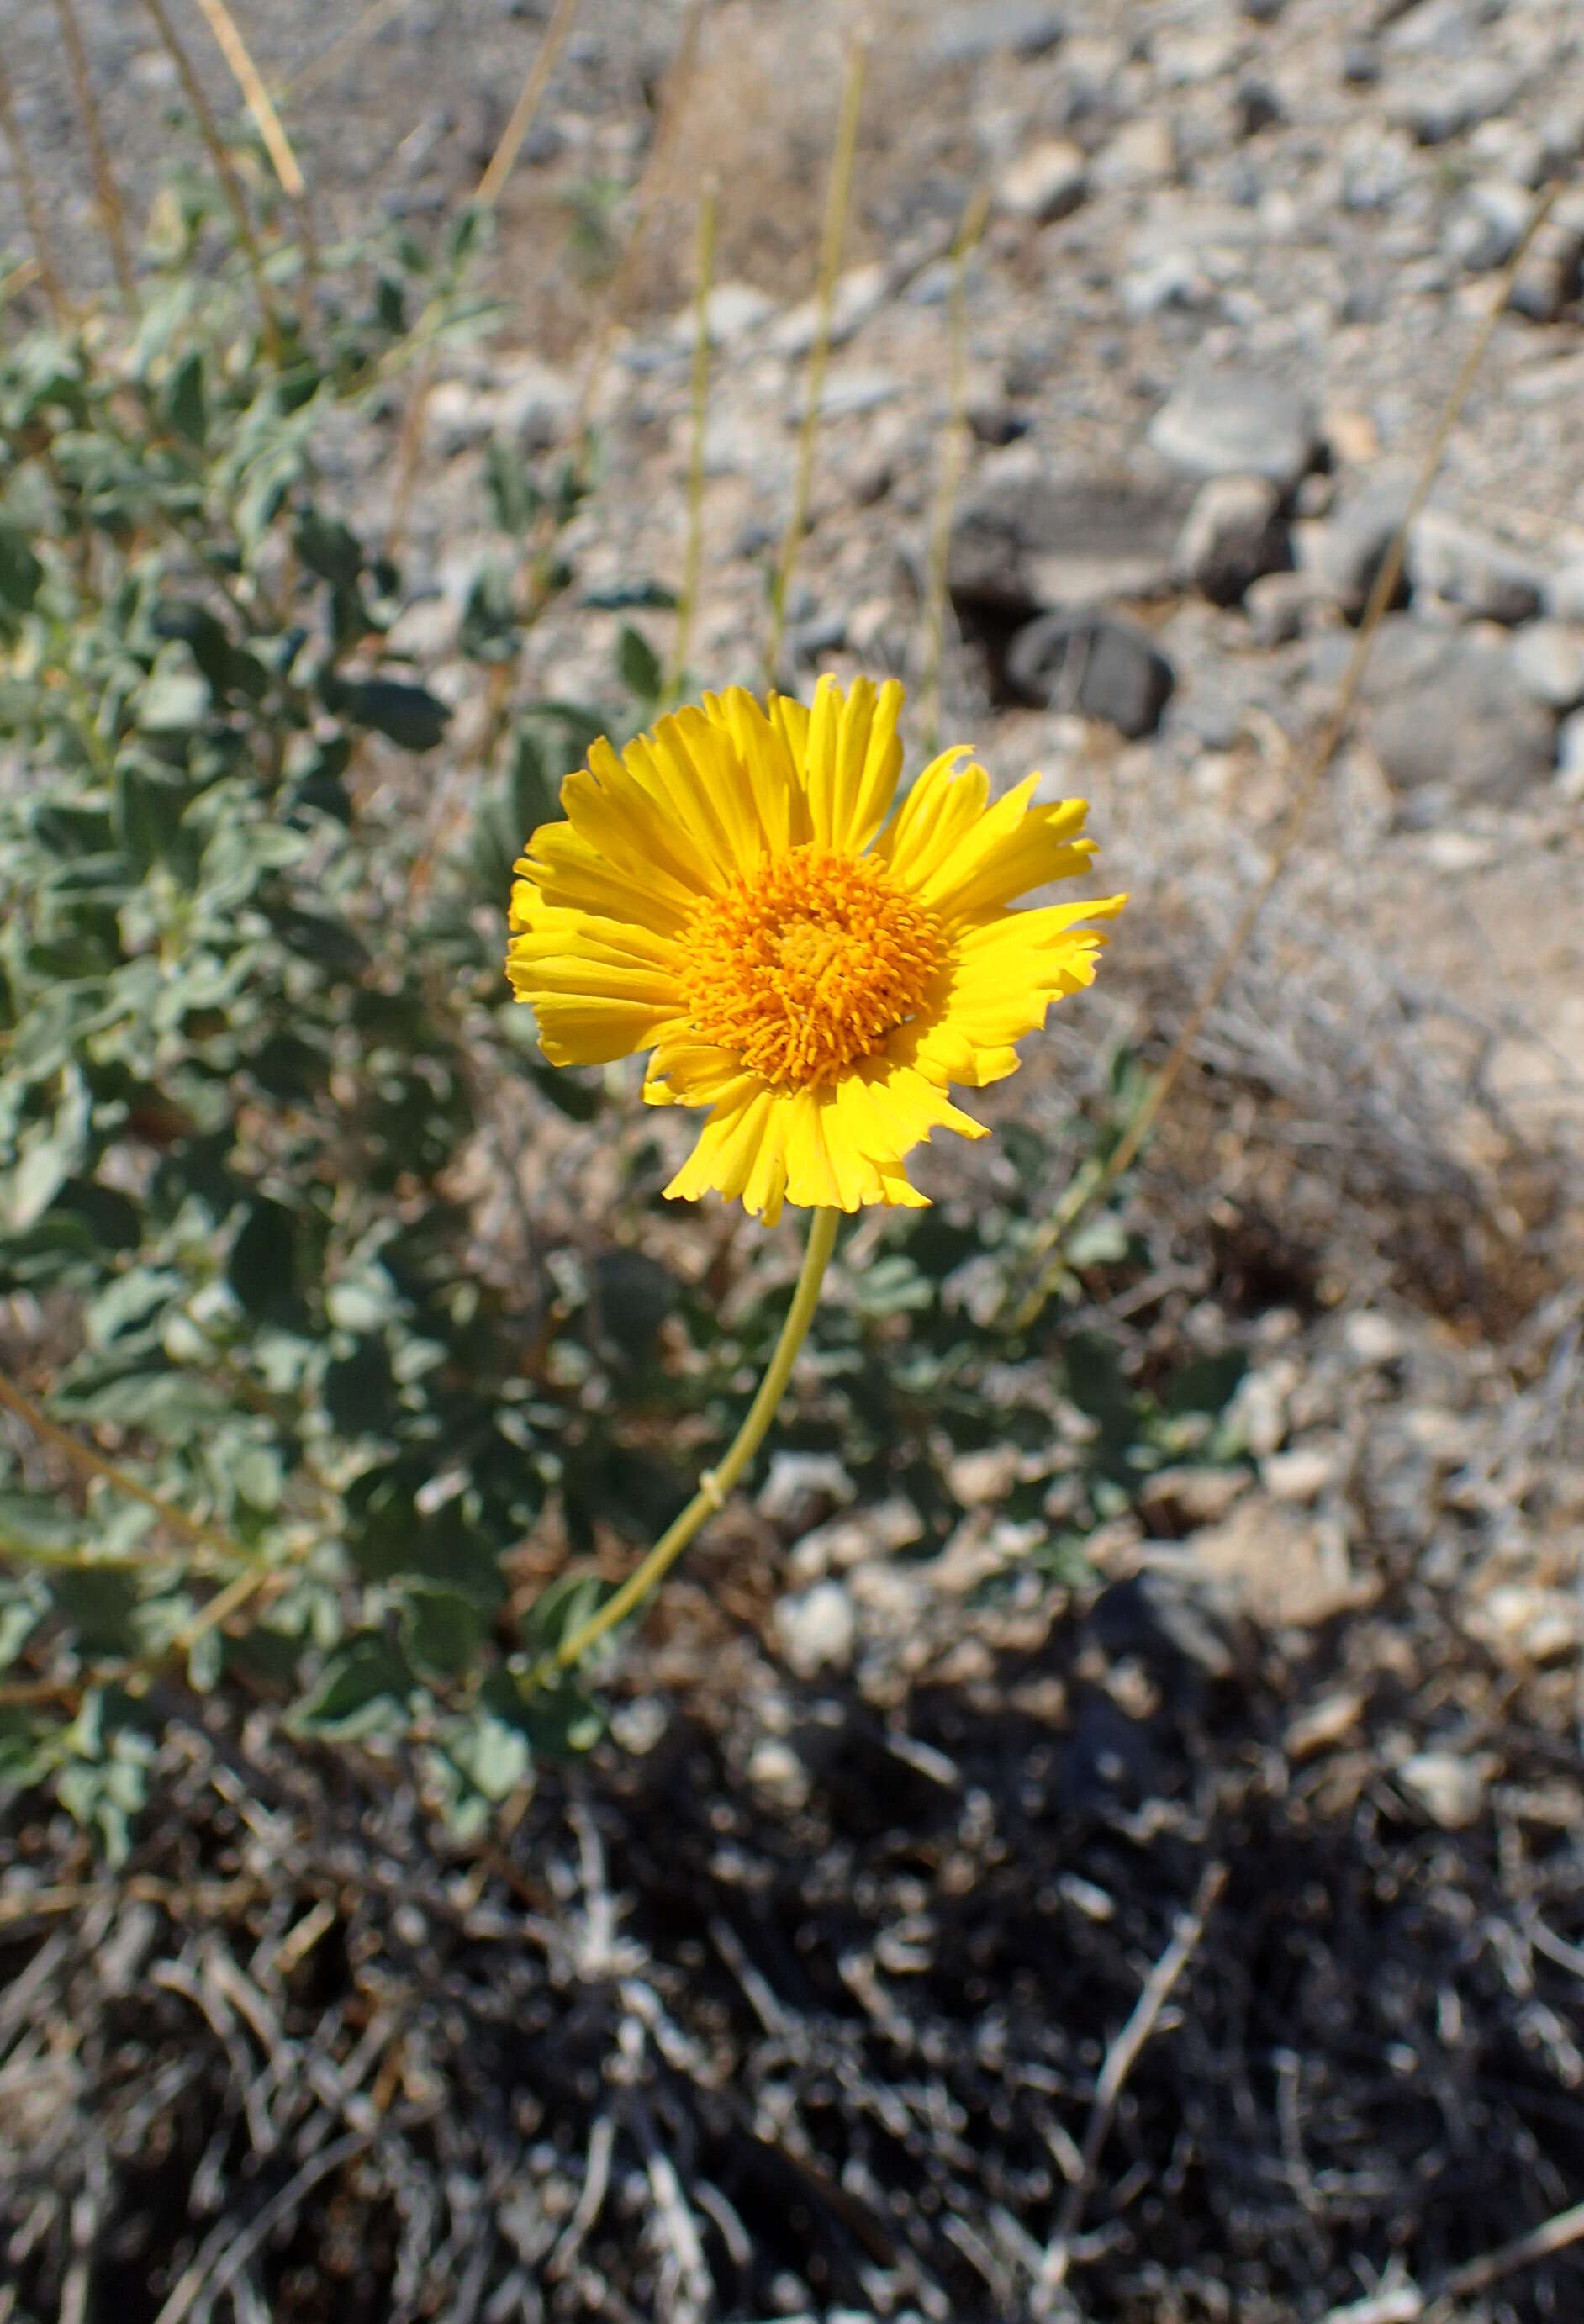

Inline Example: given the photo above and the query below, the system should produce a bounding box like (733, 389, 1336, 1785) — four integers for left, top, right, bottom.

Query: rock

(1397, 1750, 1484, 1830)
(1559, 709, 1584, 802)
(994, 138, 1087, 224)
(758, 1450, 856, 1532)
(1093, 116, 1177, 189)
(1360, 619, 1557, 802)
(1444, 177, 1531, 274)
(1148, 371, 1319, 497)
(814, 367, 901, 420)
(1234, 80, 1284, 138)
(1225, 1360, 1298, 1459)
(1342, 42, 1382, 85)
(789, 1496, 924, 1582)
(1242, 0, 1286, 18)
(1263, 1443, 1342, 1503)
(1390, 62, 1521, 147)
(1286, 1689, 1368, 1759)
(948, 459, 1195, 617)
(1510, 215, 1584, 325)
(774, 1579, 857, 1677)
(1175, 474, 1289, 606)
(1303, 475, 1414, 621)
(1339, 123, 1418, 212)
(946, 1445, 1022, 1508)
(1138, 1466, 1251, 1530)
(488, 354, 577, 450)
(1245, 569, 1316, 646)
(747, 1736, 810, 1807)
(1004, 610, 1175, 738)
(1344, 1311, 1408, 1366)
(1550, 561, 1584, 625)
(1408, 510, 1544, 625)
(965, 396, 1030, 447)
(931, 2, 1066, 62)
(1511, 622, 1584, 712)
(693, 279, 775, 346)
(1467, 1585, 1582, 1667)
(1091, 1570, 1238, 1681)
(770, 261, 888, 358)
(1190, 1497, 1367, 1630)
(1120, 251, 1216, 318)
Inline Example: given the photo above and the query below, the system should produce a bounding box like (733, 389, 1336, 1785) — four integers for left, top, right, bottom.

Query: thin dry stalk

(0, 257, 43, 310)
(138, 0, 280, 360)
(572, 0, 709, 436)
(284, 0, 418, 103)
(387, 0, 584, 550)
(666, 175, 719, 705)
(1321, 2196, 1584, 2323)
(53, 0, 138, 309)
(474, 0, 584, 209)
(0, 1371, 251, 1569)
(1035, 1862, 1226, 2306)
(190, 0, 305, 197)
(190, 0, 317, 295)
(918, 183, 990, 754)
(0, 51, 70, 325)
(763, 34, 869, 688)
(1010, 177, 1563, 1330)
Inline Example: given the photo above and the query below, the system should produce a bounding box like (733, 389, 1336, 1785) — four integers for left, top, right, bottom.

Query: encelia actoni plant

(504, 675, 1124, 1676)
(0, 124, 1148, 1867)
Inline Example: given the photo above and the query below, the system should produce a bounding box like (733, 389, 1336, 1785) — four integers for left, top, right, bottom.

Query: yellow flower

(506, 676, 1125, 1223)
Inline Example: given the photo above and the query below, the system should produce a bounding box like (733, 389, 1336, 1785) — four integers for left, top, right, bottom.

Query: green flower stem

(544, 1205, 841, 1682)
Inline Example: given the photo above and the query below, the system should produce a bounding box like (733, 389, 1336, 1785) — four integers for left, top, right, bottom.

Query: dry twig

(190, 0, 306, 198)
(1035, 1862, 1227, 2307)
(763, 34, 869, 685)
(52, 0, 137, 309)
(0, 50, 70, 325)
(1322, 2197, 1584, 2322)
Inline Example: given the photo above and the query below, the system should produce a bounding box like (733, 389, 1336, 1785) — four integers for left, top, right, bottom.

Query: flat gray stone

(994, 138, 1087, 223)
(1511, 621, 1584, 712)
(948, 459, 1196, 616)
(1444, 177, 1531, 273)
(1357, 617, 1558, 802)
(1408, 509, 1545, 625)
(1389, 61, 1522, 145)
(1549, 559, 1584, 624)
(1175, 474, 1289, 606)
(932, 2, 1065, 62)
(1148, 371, 1319, 496)
(1302, 473, 1415, 621)
(1005, 610, 1175, 737)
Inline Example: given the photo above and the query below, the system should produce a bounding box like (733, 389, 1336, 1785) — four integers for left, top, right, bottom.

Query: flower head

(506, 677, 1124, 1223)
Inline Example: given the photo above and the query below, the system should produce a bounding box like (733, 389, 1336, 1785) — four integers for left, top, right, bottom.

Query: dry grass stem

(1011, 176, 1564, 1328)
(0, 1371, 255, 1569)
(388, 0, 583, 550)
(667, 174, 718, 705)
(1035, 1862, 1226, 2305)
(473, 0, 584, 211)
(52, 0, 138, 309)
(190, 0, 306, 198)
(0, 256, 43, 310)
(138, 0, 280, 359)
(283, 0, 418, 103)
(918, 182, 990, 754)
(0, 50, 70, 325)
(1322, 2197, 1584, 2322)
(572, 0, 709, 436)
(763, 34, 869, 686)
